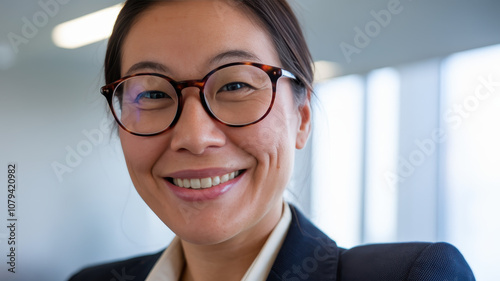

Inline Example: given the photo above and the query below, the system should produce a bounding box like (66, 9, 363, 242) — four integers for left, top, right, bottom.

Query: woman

(70, 0, 475, 280)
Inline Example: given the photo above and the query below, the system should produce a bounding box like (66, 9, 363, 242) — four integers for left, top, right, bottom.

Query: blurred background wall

(1, 0, 499, 280)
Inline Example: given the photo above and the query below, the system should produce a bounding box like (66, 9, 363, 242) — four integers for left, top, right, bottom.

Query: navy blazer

(69, 205, 475, 280)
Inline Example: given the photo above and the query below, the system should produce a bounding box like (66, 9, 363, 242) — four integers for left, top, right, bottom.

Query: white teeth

(212, 176, 220, 186)
(172, 171, 241, 189)
(177, 179, 184, 188)
(201, 177, 212, 189)
(221, 174, 229, 184)
(191, 179, 201, 189)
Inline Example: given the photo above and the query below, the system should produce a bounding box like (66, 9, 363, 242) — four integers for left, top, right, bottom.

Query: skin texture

(119, 1, 311, 280)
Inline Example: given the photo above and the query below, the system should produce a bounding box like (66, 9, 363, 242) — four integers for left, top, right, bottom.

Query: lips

(164, 169, 246, 201)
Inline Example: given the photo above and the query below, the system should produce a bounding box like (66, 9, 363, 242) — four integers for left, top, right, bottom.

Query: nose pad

(169, 87, 225, 154)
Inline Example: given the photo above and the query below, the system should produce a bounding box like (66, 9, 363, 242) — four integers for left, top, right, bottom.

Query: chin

(152, 202, 245, 245)
(175, 221, 242, 246)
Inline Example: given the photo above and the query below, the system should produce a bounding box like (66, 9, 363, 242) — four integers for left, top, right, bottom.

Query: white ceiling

(1, 0, 500, 75)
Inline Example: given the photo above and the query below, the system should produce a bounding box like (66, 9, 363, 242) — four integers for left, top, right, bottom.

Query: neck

(180, 202, 283, 281)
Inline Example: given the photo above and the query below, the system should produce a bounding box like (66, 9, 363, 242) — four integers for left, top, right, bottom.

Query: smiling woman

(68, 0, 475, 280)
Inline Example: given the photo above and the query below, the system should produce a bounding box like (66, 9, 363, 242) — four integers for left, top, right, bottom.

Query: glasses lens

(205, 65, 273, 125)
(112, 75, 178, 135)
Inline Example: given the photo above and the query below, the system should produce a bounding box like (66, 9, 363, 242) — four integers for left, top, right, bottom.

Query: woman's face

(119, 0, 311, 245)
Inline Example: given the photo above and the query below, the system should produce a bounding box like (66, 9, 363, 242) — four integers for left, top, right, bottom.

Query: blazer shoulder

(338, 242, 475, 281)
(68, 250, 163, 281)
(407, 242, 475, 281)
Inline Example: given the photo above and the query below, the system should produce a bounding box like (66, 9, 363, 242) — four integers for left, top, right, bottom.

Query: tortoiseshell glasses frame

(100, 62, 298, 136)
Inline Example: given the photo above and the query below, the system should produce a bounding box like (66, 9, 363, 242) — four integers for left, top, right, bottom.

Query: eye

(219, 82, 251, 92)
(134, 90, 170, 102)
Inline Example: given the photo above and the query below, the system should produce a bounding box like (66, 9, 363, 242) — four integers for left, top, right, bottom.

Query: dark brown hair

(104, 0, 314, 103)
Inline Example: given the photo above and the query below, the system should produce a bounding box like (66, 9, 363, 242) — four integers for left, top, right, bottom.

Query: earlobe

(296, 91, 312, 149)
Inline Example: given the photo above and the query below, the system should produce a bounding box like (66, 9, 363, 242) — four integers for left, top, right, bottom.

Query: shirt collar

(145, 236, 184, 280)
(241, 201, 291, 280)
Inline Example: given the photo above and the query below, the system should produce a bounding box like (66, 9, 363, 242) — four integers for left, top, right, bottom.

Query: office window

(301, 44, 499, 279)
(441, 44, 500, 281)
(310, 68, 400, 248)
(363, 68, 400, 243)
(311, 75, 364, 248)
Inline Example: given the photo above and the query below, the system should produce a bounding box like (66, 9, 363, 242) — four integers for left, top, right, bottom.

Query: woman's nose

(169, 89, 226, 155)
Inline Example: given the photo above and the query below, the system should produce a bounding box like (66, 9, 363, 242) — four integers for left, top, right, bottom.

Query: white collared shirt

(146, 202, 292, 281)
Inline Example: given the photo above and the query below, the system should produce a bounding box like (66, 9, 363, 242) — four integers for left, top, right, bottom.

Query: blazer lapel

(267, 205, 340, 281)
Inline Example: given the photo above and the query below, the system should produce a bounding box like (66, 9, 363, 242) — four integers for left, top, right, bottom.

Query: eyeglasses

(101, 62, 298, 136)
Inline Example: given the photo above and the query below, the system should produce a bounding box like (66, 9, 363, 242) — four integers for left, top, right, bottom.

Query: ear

(295, 90, 312, 149)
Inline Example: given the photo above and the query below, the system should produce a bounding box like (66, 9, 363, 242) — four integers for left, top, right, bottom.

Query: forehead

(121, 0, 280, 77)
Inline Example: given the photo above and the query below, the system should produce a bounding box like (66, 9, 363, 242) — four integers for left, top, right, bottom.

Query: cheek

(119, 131, 163, 183)
(239, 106, 299, 175)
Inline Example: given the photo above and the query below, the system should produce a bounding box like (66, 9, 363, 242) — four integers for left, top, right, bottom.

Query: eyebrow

(124, 50, 261, 77)
(125, 61, 170, 76)
(209, 50, 261, 65)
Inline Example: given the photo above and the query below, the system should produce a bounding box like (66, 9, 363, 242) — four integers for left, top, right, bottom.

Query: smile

(169, 170, 243, 189)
